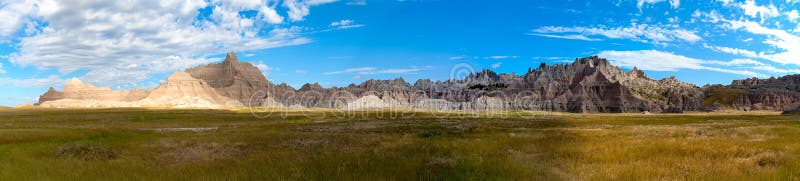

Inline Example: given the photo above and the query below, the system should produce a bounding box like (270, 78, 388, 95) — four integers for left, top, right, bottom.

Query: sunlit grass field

(0, 108, 798, 180)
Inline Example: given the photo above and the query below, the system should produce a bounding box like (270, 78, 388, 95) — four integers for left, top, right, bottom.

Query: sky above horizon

(0, 0, 799, 106)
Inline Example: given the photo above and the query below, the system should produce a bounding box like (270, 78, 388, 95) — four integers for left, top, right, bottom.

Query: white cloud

(0, 0, 331, 87)
(449, 56, 466, 60)
(703, 44, 759, 58)
(0, 63, 5, 74)
(707, 58, 765, 66)
(637, 0, 680, 8)
(284, 0, 339, 21)
(527, 33, 602, 41)
(259, 6, 285, 24)
(598, 50, 761, 77)
(787, 10, 799, 22)
(726, 20, 800, 65)
(531, 24, 701, 43)
(331, 19, 353, 27)
(717, 0, 734, 6)
(485, 56, 518, 59)
(739, 0, 780, 22)
(0, 75, 64, 87)
(751, 64, 800, 74)
(324, 66, 432, 75)
(491, 62, 502, 69)
(346, 0, 367, 5)
(295, 69, 307, 74)
(329, 19, 364, 30)
(254, 62, 275, 77)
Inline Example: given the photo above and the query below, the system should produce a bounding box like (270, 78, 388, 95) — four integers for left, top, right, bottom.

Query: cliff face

(185, 52, 273, 105)
(704, 75, 800, 111)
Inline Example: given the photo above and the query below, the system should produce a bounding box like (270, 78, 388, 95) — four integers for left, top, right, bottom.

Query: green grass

(0, 108, 799, 180)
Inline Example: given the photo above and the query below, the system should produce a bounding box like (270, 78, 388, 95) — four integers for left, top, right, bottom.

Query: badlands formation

(37, 52, 800, 113)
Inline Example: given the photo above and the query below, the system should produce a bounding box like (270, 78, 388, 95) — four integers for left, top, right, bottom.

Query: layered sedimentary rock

(40, 72, 237, 108)
(37, 78, 150, 106)
(265, 56, 704, 113)
(138, 71, 241, 107)
(186, 52, 278, 106)
(38, 53, 799, 113)
(704, 75, 800, 111)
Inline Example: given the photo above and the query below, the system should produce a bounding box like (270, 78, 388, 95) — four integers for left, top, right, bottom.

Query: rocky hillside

(36, 52, 799, 113)
(256, 56, 705, 113)
(703, 75, 800, 111)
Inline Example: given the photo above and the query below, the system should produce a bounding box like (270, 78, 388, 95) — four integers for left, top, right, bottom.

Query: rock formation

(185, 52, 276, 106)
(35, 52, 799, 113)
(40, 72, 237, 108)
(260, 56, 705, 113)
(782, 103, 800, 115)
(704, 75, 800, 111)
(37, 78, 150, 106)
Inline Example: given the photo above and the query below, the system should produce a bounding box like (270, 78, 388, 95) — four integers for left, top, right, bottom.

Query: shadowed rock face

(35, 52, 797, 112)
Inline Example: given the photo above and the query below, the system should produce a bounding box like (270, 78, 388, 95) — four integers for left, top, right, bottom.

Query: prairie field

(0, 108, 799, 180)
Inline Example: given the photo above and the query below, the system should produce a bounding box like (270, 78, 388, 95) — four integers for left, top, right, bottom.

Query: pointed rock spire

(225, 51, 238, 63)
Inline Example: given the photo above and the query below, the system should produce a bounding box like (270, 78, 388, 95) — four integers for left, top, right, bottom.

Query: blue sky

(0, 0, 799, 106)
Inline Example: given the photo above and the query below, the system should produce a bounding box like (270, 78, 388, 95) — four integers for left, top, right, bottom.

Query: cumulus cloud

(531, 24, 701, 44)
(324, 66, 432, 75)
(739, 0, 779, 22)
(598, 50, 761, 77)
(787, 10, 799, 22)
(0, 0, 335, 87)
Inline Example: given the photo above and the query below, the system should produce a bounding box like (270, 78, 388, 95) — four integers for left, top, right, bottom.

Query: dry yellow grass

(0, 108, 798, 180)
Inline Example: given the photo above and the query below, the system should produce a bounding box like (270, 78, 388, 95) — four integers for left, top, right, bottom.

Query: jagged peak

(225, 51, 238, 63)
(299, 82, 323, 91)
(166, 71, 196, 81)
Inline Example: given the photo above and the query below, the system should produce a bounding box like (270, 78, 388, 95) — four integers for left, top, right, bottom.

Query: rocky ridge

(703, 74, 800, 111)
(35, 52, 799, 112)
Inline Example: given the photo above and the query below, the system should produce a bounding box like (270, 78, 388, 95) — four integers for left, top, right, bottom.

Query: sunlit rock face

(185, 52, 275, 106)
(37, 78, 150, 106)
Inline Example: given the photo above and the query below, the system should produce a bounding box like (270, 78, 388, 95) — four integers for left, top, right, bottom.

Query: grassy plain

(0, 108, 798, 180)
